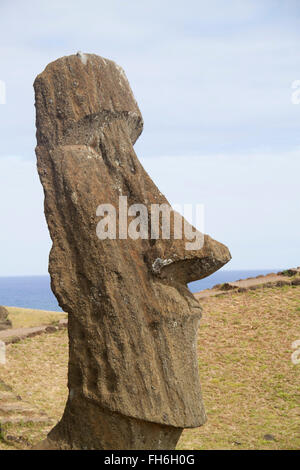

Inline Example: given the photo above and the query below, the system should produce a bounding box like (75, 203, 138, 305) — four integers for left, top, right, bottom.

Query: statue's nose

(147, 217, 231, 285)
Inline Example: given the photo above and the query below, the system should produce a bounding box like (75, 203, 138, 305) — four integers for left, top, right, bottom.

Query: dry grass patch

(0, 329, 68, 449)
(5, 306, 67, 329)
(178, 285, 300, 450)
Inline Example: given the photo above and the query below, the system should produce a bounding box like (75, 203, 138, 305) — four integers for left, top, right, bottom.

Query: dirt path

(0, 319, 67, 344)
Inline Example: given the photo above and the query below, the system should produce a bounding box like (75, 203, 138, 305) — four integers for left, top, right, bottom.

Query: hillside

(0, 283, 299, 450)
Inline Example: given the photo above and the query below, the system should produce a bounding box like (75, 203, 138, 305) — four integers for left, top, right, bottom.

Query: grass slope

(0, 284, 299, 449)
(5, 306, 67, 329)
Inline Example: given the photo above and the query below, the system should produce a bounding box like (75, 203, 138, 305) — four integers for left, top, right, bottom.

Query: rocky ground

(195, 267, 300, 299)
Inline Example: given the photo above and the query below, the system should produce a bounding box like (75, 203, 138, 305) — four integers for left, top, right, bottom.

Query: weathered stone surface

(0, 306, 11, 331)
(34, 53, 231, 450)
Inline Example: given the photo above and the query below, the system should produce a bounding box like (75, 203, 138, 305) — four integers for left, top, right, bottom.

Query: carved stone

(34, 53, 231, 450)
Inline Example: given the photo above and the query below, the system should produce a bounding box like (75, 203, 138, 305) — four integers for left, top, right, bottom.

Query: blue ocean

(0, 276, 62, 312)
(0, 269, 278, 312)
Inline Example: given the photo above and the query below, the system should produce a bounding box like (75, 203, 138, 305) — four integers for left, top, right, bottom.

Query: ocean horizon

(0, 269, 280, 312)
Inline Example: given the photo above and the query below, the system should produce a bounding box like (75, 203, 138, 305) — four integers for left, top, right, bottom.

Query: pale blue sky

(0, 0, 300, 275)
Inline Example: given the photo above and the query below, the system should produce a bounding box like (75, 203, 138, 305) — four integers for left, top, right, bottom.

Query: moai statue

(34, 53, 231, 450)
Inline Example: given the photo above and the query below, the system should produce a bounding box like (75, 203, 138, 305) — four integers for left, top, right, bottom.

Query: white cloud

(1, 0, 300, 159)
(0, 1, 300, 274)
(141, 149, 300, 269)
(0, 156, 50, 276)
